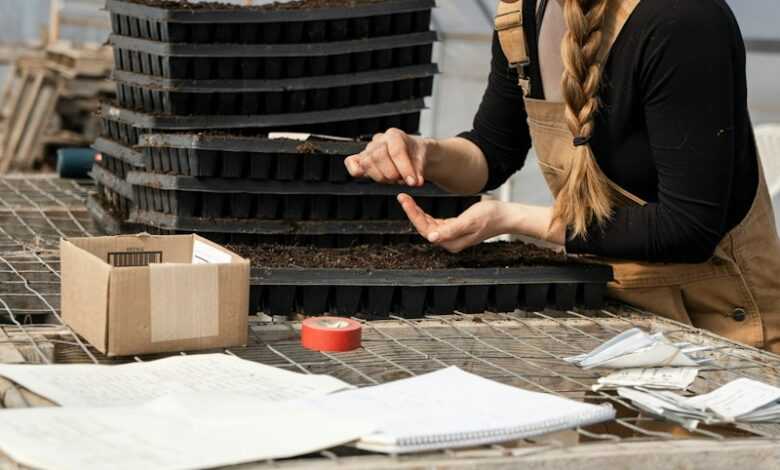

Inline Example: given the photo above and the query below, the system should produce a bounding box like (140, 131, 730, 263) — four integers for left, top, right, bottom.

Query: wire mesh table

(1, 176, 780, 469)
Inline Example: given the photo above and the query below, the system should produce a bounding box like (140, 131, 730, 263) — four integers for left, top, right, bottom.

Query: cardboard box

(60, 234, 249, 356)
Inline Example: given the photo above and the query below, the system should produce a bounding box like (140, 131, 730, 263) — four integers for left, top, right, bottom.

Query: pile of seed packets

(564, 328, 710, 369)
(617, 378, 780, 429)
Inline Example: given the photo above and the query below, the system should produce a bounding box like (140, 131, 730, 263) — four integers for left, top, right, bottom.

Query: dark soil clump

(233, 241, 573, 270)
(126, 0, 385, 11)
(296, 141, 319, 154)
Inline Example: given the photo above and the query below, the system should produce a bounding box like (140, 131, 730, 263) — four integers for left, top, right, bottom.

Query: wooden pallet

(0, 45, 112, 174)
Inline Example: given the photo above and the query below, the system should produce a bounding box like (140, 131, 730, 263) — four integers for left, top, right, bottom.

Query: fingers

(385, 128, 420, 186)
(428, 217, 471, 245)
(397, 194, 483, 253)
(398, 193, 435, 238)
(344, 155, 365, 178)
(344, 129, 423, 186)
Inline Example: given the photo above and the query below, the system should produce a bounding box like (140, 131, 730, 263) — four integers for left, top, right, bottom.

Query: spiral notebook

(311, 367, 616, 454)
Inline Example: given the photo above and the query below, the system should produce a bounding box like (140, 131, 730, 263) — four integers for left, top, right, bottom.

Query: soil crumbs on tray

(232, 241, 574, 270)
(127, 0, 385, 11)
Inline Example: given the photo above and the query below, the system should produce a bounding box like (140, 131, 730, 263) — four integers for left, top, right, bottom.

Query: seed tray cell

(140, 135, 363, 180)
(114, 69, 436, 115)
(131, 185, 479, 221)
(106, 0, 433, 43)
(249, 267, 613, 317)
(113, 42, 434, 80)
(100, 101, 423, 136)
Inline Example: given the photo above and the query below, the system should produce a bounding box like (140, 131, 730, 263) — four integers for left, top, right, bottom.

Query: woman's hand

(344, 128, 432, 187)
(397, 194, 511, 253)
(397, 194, 566, 252)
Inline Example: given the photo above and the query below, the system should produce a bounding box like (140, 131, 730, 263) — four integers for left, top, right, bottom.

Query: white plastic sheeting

(755, 125, 780, 232)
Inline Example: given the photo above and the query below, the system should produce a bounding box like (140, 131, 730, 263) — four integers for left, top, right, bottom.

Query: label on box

(192, 240, 232, 265)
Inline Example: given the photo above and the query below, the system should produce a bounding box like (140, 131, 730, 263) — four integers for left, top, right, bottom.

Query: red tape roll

(301, 317, 362, 352)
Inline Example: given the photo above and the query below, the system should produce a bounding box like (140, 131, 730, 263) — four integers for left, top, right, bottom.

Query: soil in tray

(125, 0, 385, 11)
(232, 241, 572, 270)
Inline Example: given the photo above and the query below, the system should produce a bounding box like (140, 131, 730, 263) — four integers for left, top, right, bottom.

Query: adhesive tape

(301, 317, 362, 352)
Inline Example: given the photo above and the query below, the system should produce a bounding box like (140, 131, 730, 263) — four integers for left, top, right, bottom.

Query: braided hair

(556, 0, 614, 238)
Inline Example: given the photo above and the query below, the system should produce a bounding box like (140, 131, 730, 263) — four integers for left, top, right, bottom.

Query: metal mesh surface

(1, 176, 780, 468)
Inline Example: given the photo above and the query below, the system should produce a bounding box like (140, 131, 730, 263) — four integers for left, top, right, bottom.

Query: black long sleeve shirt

(460, 0, 758, 263)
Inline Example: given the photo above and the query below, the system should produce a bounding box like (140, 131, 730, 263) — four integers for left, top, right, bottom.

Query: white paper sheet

(684, 378, 780, 421)
(593, 367, 699, 391)
(301, 367, 615, 454)
(267, 132, 352, 142)
(191, 240, 232, 264)
(0, 392, 374, 470)
(618, 378, 780, 426)
(0, 354, 352, 407)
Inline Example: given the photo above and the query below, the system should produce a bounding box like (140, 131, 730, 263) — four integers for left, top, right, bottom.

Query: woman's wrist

(422, 137, 489, 194)
(420, 137, 444, 183)
(499, 202, 565, 246)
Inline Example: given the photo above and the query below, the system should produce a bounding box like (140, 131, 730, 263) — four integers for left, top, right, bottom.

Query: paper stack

(565, 328, 709, 369)
(618, 378, 780, 429)
(593, 367, 699, 391)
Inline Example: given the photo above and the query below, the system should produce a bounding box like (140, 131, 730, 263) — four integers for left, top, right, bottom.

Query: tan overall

(496, 0, 780, 352)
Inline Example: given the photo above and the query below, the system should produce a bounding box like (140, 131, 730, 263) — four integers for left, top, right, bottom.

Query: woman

(344, 0, 780, 352)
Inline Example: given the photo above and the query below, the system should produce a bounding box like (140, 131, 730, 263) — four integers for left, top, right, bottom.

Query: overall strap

(496, 0, 642, 96)
(495, 0, 532, 96)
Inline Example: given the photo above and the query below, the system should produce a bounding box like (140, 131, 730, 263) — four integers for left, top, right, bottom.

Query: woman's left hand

(397, 194, 511, 253)
(397, 194, 566, 252)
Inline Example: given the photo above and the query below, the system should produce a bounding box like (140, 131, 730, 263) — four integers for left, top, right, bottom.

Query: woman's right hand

(344, 128, 432, 187)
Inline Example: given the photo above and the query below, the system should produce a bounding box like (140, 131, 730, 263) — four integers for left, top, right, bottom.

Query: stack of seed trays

(105, 0, 438, 137)
(129, 132, 482, 247)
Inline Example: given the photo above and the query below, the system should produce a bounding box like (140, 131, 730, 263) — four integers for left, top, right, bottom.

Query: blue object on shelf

(56, 148, 98, 179)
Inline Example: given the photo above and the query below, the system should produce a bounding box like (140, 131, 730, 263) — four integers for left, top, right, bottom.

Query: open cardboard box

(60, 234, 249, 356)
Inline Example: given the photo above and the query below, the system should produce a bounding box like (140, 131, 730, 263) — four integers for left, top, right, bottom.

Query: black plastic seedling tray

(100, 101, 423, 137)
(130, 207, 426, 245)
(127, 208, 421, 247)
(249, 265, 613, 317)
(139, 133, 365, 180)
(91, 165, 135, 204)
(110, 32, 435, 81)
(100, 113, 156, 148)
(107, 0, 434, 43)
(113, 64, 436, 115)
(128, 177, 480, 221)
(93, 137, 145, 175)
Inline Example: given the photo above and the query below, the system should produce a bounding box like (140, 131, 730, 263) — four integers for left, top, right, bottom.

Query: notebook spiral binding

(394, 406, 614, 450)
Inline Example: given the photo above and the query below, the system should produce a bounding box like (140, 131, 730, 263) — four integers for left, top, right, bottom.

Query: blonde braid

(556, 0, 613, 238)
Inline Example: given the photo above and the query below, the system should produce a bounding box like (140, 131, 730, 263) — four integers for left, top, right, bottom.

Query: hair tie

(573, 135, 592, 147)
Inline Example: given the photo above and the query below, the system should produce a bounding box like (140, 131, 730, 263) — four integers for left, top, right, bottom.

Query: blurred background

(1, 0, 778, 226)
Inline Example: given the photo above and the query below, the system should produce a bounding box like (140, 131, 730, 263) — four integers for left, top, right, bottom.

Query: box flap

(60, 239, 111, 352)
